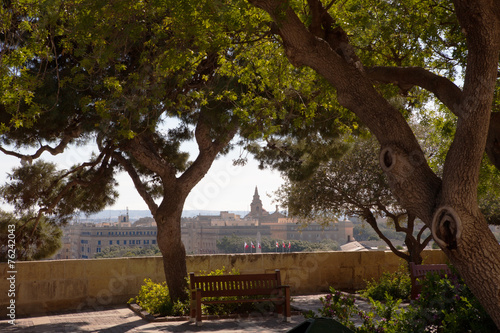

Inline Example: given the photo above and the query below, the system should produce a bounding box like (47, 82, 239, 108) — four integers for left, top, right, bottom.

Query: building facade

(52, 212, 158, 259)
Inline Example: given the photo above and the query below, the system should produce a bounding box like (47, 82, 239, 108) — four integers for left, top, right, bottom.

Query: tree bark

(248, 0, 500, 326)
(154, 193, 189, 302)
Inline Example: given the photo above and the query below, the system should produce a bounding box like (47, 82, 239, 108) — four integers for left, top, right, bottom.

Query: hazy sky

(0, 139, 285, 213)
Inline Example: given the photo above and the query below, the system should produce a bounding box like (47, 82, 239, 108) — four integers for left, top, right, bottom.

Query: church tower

(250, 187, 263, 216)
(246, 186, 269, 218)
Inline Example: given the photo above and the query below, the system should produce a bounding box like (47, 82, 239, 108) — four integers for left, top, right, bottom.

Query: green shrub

(392, 272, 497, 332)
(317, 271, 497, 333)
(359, 264, 411, 301)
(129, 279, 172, 316)
(128, 278, 190, 317)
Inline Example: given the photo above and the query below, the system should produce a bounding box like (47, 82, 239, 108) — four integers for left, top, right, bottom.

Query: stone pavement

(0, 294, 377, 332)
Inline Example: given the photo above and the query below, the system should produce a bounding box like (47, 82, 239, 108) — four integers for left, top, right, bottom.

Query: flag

(258, 243, 261, 249)
(244, 242, 249, 249)
(276, 241, 279, 248)
(251, 242, 255, 249)
(282, 241, 285, 248)
(288, 241, 291, 249)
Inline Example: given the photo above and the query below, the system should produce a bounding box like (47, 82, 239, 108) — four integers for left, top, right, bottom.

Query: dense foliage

(0, 209, 62, 261)
(129, 278, 188, 317)
(313, 269, 497, 332)
(358, 265, 411, 301)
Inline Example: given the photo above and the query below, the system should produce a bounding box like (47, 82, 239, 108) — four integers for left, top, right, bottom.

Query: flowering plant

(318, 287, 358, 330)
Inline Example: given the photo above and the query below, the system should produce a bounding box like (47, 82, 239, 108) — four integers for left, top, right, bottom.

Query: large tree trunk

(154, 199, 188, 302)
(248, 0, 500, 327)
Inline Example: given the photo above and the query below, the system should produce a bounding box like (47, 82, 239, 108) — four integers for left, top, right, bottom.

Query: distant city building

(52, 210, 158, 259)
(53, 187, 354, 259)
(181, 186, 354, 254)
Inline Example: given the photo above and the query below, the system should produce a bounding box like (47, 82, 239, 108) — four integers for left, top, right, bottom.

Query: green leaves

(0, 159, 118, 224)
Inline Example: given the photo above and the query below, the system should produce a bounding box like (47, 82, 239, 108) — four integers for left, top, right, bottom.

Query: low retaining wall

(1, 250, 447, 317)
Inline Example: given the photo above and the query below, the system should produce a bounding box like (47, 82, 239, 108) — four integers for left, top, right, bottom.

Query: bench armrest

(277, 285, 290, 289)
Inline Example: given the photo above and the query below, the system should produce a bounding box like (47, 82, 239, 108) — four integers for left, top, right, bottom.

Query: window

(123, 240, 127, 245)
(152, 240, 156, 244)
(116, 240, 120, 245)
(97, 240, 101, 245)
(96, 248, 101, 253)
(131, 240, 135, 245)
(109, 240, 113, 245)
(136, 240, 141, 245)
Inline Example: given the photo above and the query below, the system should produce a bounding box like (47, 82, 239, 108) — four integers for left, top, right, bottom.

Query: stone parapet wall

(1, 250, 447, 317)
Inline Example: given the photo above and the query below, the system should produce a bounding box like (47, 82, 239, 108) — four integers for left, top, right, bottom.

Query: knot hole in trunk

(432, 206, 462, 250)
(380, 147, 395, 171)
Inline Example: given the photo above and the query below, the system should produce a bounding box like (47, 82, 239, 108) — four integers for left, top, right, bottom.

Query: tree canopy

(0, 0, 349, 301)
(247, 0, 500, 326)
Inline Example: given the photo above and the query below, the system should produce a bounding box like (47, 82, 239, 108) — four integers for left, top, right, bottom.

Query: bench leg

(189, 300, 195, 322)
(196, 290, 202, 325)
(284, 286, 291, 322)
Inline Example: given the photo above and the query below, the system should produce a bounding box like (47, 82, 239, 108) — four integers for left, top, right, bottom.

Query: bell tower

(250, 186, 264, 216)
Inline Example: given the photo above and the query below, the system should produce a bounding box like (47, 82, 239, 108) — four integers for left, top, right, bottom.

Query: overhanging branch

(366, 66, 463, 117)
(0, 128, 81, 163)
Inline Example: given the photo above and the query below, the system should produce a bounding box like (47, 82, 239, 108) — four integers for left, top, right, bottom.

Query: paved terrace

(0, 293, 380, 332)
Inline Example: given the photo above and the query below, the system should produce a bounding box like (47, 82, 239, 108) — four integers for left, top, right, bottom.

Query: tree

(277, 137, 432, 264)
(1, 0, 242, 301)
(0, 0, 334, 301)
(0, 210, 62, 261)
(0, 160, 116, 259)
(247, 0, 500, 326)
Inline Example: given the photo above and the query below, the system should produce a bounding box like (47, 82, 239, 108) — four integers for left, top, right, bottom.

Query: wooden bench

(189, 269, 291, 325)
(410, 262, 452, 300)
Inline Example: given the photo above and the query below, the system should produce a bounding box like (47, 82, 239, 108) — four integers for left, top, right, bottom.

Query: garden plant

(312, 268, 497, 332)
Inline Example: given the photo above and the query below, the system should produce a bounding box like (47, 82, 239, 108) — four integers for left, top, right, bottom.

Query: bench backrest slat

(410, 263, 452, 279)
(189, 271, 282, 298)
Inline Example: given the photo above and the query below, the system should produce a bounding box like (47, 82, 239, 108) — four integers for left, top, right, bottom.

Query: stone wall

(0, 250, 448, 317)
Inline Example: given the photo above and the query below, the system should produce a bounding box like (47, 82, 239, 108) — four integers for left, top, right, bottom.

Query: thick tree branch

(113, 151, 159, 215)
(440, 0, 500, 209)
(180, 114, 238, 187)
(0, 127, 81, 163)
(363, 208, 410, 262)
(366, 66, 463, 116)
(126, 134, 176, 182)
